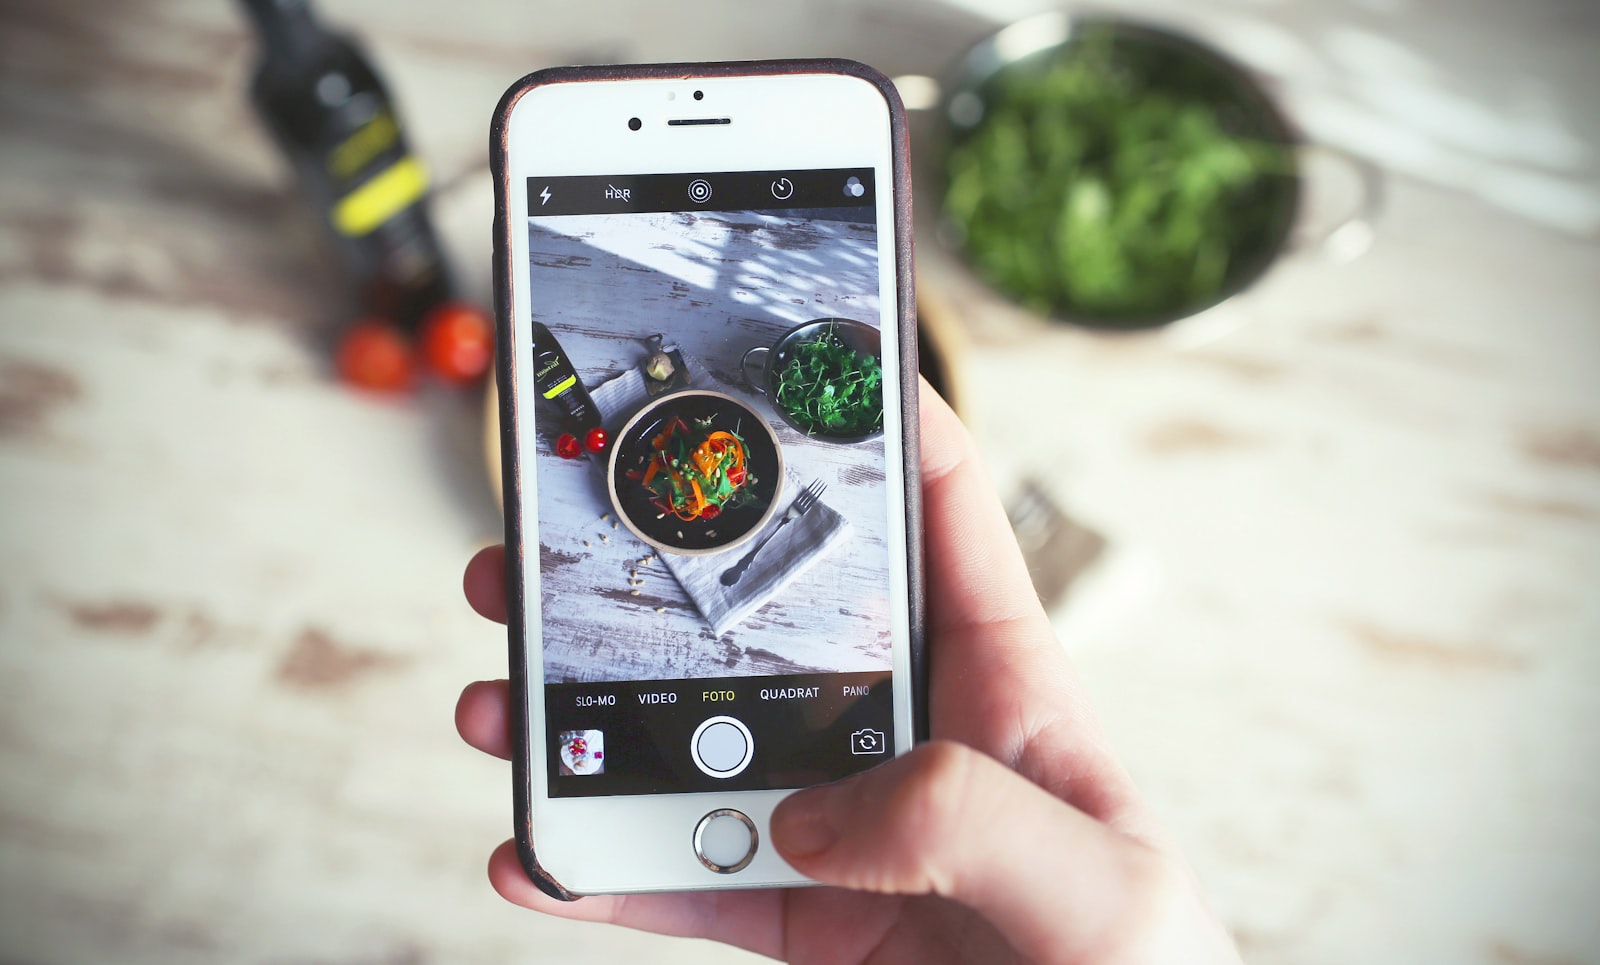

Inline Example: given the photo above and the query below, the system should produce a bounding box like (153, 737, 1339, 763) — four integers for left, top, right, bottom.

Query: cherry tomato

(700, 504, 722, 520)
(336, 319, 412, 393)
(584, 427, 609, 453)
(419, 302, 494, 383)
(727, 465, 747, 486)
(555, 433, 582, 459)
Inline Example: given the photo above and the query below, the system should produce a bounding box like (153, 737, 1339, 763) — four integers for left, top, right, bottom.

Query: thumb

(770, 741, 1175, 962)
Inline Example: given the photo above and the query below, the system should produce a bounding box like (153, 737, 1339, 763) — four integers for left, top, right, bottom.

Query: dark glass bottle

(530, 322, 602, 432)
(241, 0, 450, 327)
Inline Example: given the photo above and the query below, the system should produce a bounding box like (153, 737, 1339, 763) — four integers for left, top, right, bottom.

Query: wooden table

(524, 210, 896, 683)
(3, 1, 1598, 963)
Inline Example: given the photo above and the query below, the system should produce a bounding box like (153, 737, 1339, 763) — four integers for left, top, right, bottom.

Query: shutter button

(690, 715, 753, 778)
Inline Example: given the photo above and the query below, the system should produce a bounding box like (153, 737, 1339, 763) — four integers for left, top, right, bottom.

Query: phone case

(488, 58, 926, 901)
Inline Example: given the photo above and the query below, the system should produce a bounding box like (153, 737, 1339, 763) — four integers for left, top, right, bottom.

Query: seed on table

(612, 521, 618, 530)
(630, 590, 640, 596)
(601, 534, 610, 543)
(654, 607, 665, 614)
(600, 513, 610, 521)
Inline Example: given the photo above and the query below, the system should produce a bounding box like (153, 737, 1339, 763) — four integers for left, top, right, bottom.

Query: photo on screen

(526, 203, 895, 685)
(556, 729, 606, 776)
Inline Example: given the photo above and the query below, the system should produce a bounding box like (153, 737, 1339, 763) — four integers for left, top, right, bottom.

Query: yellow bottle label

(331, 156, 428, 237)
(542, 374, 577, 400)
(327, 112, 400, 180)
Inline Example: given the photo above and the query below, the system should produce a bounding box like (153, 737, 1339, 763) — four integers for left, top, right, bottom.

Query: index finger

(914, 380, 1051, 637)
(915, 383, 1146, 827)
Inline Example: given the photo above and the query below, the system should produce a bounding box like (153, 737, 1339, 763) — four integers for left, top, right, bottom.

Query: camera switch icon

(850, 728, 887, 755)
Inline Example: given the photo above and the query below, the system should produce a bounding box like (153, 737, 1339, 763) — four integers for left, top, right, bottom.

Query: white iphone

(489, 60, 925, 897)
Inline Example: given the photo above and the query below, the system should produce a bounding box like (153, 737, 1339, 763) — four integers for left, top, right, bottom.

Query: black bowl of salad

(742, 318, 885, 444)
(607, 390, 785, 556)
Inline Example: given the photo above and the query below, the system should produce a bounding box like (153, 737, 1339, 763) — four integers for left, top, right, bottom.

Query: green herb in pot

(773, 327, 884, 438)
(943, 29, 1294, 324)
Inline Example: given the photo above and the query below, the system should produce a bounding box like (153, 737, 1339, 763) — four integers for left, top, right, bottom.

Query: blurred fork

(720, 478, 827, 586)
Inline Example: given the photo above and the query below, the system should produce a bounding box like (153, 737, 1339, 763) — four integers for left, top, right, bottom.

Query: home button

(694, 809, 758, 874)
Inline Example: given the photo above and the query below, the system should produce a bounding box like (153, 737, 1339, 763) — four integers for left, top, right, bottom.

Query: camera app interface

(524, 169, 901, 797)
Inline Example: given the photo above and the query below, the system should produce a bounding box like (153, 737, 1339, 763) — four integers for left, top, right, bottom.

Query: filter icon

(688, 179, 713, 203)
(843, 176, 865, 198)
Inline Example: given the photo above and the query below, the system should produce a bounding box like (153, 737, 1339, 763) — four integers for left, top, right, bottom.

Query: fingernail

(771, 787, 839, 857)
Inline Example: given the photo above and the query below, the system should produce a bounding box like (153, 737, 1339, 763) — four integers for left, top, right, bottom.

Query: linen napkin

(588, 360, 852, 636)
(664, 495, 851, 636)
(589, 367, 652, 433)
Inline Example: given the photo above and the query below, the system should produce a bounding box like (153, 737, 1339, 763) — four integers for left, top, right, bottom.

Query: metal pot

(915, 11, 1383, 335)
(741, 317, 885, 444)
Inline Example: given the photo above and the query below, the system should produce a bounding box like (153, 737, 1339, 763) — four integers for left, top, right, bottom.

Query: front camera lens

(693, 90, 704, 101)
(628, 117, 642, 131)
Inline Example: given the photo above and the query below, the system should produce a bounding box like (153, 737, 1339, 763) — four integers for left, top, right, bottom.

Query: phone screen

(523, 167, 904, 798)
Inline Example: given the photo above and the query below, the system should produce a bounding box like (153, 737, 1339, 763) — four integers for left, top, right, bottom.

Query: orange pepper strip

(673, 473, 702, 522)
(691, 441, 720, 478)
(704, 432, 745, 476)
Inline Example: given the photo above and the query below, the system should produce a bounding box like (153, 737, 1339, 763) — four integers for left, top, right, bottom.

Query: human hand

(456, 382, 1241, 964)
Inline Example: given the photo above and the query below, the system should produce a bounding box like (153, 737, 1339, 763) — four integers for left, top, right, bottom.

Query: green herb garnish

(943, 29, 1294, 323)
(773, 326, 884, 437)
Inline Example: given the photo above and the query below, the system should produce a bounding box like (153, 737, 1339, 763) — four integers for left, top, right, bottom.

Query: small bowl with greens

(742, 318, 885, 444)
